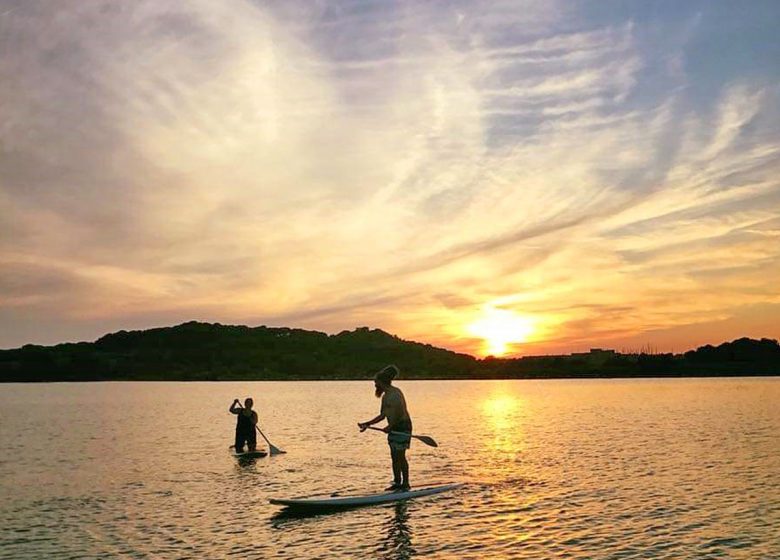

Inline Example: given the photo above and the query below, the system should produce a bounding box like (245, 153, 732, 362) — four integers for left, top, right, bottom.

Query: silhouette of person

(229, 397, 258, 452)
(358, 365, 413, 490)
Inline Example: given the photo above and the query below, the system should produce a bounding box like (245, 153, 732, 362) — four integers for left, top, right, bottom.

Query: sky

(1, 0, 779, 357)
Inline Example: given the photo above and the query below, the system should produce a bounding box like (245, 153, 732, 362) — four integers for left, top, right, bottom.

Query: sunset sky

(1, 0, 779, 356)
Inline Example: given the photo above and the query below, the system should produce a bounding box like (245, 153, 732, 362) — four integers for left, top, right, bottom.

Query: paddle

(235, 400, 286, 455)
(365, 426, 438, 448)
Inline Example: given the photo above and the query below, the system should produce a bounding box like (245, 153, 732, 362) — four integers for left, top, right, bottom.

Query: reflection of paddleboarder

(358, 365, 413, 491)
(230, 398, 258, 452)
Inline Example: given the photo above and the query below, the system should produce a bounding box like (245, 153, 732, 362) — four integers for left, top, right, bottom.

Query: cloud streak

(1, 0, 778, 355)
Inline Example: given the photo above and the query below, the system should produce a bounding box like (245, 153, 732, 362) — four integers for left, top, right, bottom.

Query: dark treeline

(481, 337, 780, 378)
(1, 321, 778, 381)
(0, 322, 477, 381)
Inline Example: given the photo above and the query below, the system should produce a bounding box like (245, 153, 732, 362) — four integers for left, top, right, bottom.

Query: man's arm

(358, 413, 386, 432)
(229, 399, 241, 414)
(251, 411, 258, 426)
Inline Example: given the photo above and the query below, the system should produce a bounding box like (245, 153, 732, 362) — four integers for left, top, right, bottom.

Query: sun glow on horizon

(468, 308, 536, 357)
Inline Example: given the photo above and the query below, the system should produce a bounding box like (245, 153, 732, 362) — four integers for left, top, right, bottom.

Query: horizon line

(3, 319, 776, 359)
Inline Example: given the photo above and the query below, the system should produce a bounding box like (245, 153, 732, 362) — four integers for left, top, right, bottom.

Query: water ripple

(0, 379, 778, 558)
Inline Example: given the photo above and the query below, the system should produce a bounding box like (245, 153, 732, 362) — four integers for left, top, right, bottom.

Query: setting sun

(468, 308, 536, 357)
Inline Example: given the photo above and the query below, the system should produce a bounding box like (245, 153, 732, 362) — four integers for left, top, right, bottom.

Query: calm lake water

(1, 378, 778, 559)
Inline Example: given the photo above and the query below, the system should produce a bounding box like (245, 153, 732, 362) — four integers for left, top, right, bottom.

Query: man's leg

(399, 449, 410, 489)
(235, 432, 244, 452)
(247, 435, 257, 452)
(390, 448, 402, 487)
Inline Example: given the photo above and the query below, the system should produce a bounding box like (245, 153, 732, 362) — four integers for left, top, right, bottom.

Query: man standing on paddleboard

(230, 398, 258, 452)
(358, 365, 413, 491)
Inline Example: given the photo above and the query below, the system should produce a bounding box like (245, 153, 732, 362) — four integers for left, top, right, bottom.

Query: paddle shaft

(234, 400, 286, 455)
(366, 426, 438, 447)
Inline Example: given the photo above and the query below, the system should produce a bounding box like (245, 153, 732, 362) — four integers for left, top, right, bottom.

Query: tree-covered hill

(0, 322, 479, 381)
(0, 322, 777, 381)
(481, 337, 780, 378)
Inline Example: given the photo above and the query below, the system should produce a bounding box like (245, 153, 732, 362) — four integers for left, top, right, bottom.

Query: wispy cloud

(1, 0, 778, 354)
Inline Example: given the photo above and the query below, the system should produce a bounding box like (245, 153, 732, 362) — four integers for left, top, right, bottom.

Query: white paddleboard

(270, 483, 461, 509)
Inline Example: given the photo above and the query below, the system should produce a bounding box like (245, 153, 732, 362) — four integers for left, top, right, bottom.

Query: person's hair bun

(382, 364, 399, 380)
(375, 364, 400, 383)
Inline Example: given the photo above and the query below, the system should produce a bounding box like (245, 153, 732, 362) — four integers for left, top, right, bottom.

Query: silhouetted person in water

(358, 365, 413, 491)
(230, 397, 258, 452)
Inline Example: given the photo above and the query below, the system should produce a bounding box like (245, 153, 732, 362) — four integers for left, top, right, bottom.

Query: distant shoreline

(2, 322, 778, 383)
(3, 373, 778, 383)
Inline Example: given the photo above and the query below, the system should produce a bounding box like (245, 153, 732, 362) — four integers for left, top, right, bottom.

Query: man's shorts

(387, 420, 413, 451)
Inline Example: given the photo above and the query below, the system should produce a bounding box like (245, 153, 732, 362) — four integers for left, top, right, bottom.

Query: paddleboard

(270, 483, 461, 509)
(232, 449, 268, 459)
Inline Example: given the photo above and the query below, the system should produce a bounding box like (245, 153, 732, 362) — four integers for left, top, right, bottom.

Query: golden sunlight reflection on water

(480, 388, 526, 456)
(0, 379, 778, 558)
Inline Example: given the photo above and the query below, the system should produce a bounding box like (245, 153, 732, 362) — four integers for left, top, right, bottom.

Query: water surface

(1, 378, 778, 558)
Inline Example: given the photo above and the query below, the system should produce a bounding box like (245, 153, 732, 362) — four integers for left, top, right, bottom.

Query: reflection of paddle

(366, 426, 438, 448)
(236, 401, 286, 455)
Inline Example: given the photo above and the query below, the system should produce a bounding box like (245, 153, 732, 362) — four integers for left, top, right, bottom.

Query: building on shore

(569, 348, 617, 366)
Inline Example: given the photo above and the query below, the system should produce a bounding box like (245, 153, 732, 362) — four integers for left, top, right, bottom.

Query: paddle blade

(256, 426, 286, 455)
(414, 435, 438, 447)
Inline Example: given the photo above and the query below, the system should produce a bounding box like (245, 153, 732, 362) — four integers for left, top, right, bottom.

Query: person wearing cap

(358, 365, 413, 491)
